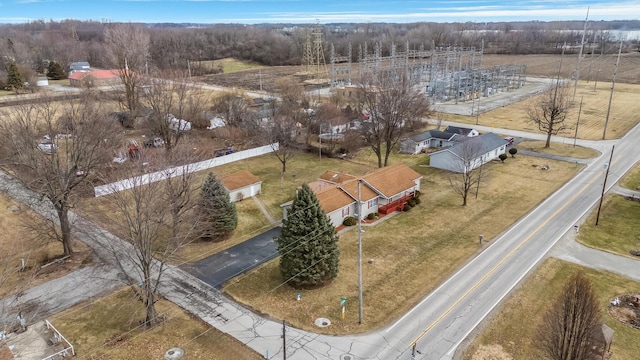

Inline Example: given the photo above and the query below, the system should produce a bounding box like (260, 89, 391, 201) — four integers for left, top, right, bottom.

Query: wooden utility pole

(573, 7, 589, 101)
(595, 145, 615, 226)
(282, 320, 286, 360)
(357, 181, 363, 324)
(573, 96, 583, 147)
(602, 41, 622, 140)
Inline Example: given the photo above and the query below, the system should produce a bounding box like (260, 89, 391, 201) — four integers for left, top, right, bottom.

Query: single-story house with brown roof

(220, 170, 262, 202)
(282, 163, 422, 228)
(69, 69, 121, 88)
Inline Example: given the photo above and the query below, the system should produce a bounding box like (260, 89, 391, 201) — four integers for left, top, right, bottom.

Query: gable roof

(444, 125, 475, 136)
(433, 132, 508, 158)
(69, 69, 120, 81)
(220, 170, 261, 191)
(408, 130, 458, 143)
(315, 186, 355, 213)
(69, 61, 90, 70)
(338, 179, 378, 202)
(361, 163, 422, 198)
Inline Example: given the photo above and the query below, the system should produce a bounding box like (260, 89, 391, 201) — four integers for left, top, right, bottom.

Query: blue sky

(1, 0, 638, 24)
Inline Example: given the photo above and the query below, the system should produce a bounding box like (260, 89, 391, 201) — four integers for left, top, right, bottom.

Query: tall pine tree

(6, 63, 23, 92)
(199, 173, 237, 241)
(47, 61, 66, 80)
(276, 183, 339, 288)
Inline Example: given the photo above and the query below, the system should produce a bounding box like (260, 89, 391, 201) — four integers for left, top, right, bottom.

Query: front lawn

(224, 154, 582, 334)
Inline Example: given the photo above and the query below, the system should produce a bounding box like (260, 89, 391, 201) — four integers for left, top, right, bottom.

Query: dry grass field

(50, 289, 263, 360)
(0, 193, 91, 299)
(224, 153, 582, 334)
(462, 258, 640, 360)
(446, 80, 640, 140)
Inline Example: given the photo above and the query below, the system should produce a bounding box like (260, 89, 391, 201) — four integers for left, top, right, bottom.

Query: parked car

(504, 137, 515, 146)
(214, 147, 235, 157)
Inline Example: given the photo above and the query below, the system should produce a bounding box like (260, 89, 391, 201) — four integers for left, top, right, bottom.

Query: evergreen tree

(276, 183, 339, 288)
(6, 63, 23, 92)
(199, 172, 237, 241)
(47, 61, 66, 80)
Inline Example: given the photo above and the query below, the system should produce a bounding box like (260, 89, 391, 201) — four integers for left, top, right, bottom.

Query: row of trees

(1, 19, 635, 83)
(0, 91, 239, 327)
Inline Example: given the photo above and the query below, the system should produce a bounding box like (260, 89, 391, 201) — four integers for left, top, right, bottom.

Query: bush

(403, 204, 411, 212)
(509, 148, 518, 157)
(499, 153, 508, 162)
(366, 213, 376, 220)
(408, 198, 417, 207)
(343, 216, 357, 226)
(414, 190, 421, 198)
(414, 197, 421, 205)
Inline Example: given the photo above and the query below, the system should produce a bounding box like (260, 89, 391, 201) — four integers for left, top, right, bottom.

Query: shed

(36, 77, 49, 87)
(220, 171, 262, 202)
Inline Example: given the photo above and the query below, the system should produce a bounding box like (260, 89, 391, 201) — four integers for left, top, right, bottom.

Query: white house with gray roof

(399, 130, 467, 154)
(429, 132, 508, 173)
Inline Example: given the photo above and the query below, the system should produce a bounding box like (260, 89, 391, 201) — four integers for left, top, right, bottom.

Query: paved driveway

(181, 227, 282, 288)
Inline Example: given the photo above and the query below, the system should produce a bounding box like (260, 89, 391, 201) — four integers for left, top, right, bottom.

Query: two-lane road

(365, 124, 639, 360)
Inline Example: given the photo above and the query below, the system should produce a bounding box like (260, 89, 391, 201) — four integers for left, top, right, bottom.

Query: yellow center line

(409, 165, 606, 348)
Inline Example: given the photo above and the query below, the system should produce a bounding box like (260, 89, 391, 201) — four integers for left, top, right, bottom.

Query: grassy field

(223, 153, 582, 334)
(515, 140, 600, 159)
(444, 81, 640, 141)
(620, 163, 640, 190)
(197, 58, 264, 73)
(0, 193, 91, 298)
(50, 289, 263, 360)
(462, 258, 640, 360)
(575, 162, 640, 257)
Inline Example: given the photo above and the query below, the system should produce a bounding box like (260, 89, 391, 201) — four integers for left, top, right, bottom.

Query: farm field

(444, 80, 640, 140)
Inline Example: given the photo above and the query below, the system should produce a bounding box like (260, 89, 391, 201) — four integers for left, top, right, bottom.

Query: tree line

(1, 19, 637, 89)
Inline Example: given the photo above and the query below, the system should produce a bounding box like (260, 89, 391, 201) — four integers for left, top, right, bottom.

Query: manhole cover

(314, 317, 331, 327)
(340, 354, 355, 360)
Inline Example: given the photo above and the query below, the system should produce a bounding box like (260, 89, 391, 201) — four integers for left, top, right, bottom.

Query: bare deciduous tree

(96, 159, 200, 328)
(104, 24, 150, 117)
(356, 69, 432, 168)
(536, 272, 602, 360)
(448, 138, 490, 206)
(0, 93, 121, 256)
(141, 71, 208, 151)
(211, 91, 251, 127)
(527, 83, 572, 148)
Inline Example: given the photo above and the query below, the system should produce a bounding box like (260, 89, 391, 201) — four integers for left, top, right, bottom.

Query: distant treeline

(1, 19, 638, 76)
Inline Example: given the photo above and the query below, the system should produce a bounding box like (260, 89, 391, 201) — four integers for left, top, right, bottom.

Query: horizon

(1, 0, 639, 25)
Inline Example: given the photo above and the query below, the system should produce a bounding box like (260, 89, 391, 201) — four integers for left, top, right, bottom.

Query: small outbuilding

(220, 170, 262, 202)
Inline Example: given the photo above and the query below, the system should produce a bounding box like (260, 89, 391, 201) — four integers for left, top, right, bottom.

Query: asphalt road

(181, 227, 281, 289)
(366, 123, 640, 360)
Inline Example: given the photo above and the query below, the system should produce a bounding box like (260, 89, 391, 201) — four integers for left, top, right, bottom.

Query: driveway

(181, 227, 282, 288)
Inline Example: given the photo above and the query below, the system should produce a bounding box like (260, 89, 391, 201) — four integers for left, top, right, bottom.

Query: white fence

(43, 319, 75, 359)
(94, 143, 279, 197)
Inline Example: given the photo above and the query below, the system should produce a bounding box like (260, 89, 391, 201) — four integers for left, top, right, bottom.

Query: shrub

(366, 213, 376, 220)
(499, 153, 508, 162)
(509, 148, 518, 157)
(414, 197, 421, 205)
(403, 204, 411, 212)
(414, 190, 421, 198)
(408, 198, 417, 207)
(343, 216, 357, 226)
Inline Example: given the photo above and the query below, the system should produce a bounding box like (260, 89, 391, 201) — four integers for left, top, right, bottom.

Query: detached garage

(220, 170, 262, 202)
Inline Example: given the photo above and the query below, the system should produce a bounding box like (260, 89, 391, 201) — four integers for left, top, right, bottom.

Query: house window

(368, 198, 378, 209)
(342, 207, 350, 217)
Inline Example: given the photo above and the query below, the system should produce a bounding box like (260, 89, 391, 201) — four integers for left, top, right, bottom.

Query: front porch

(378, 192, 415, 215)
